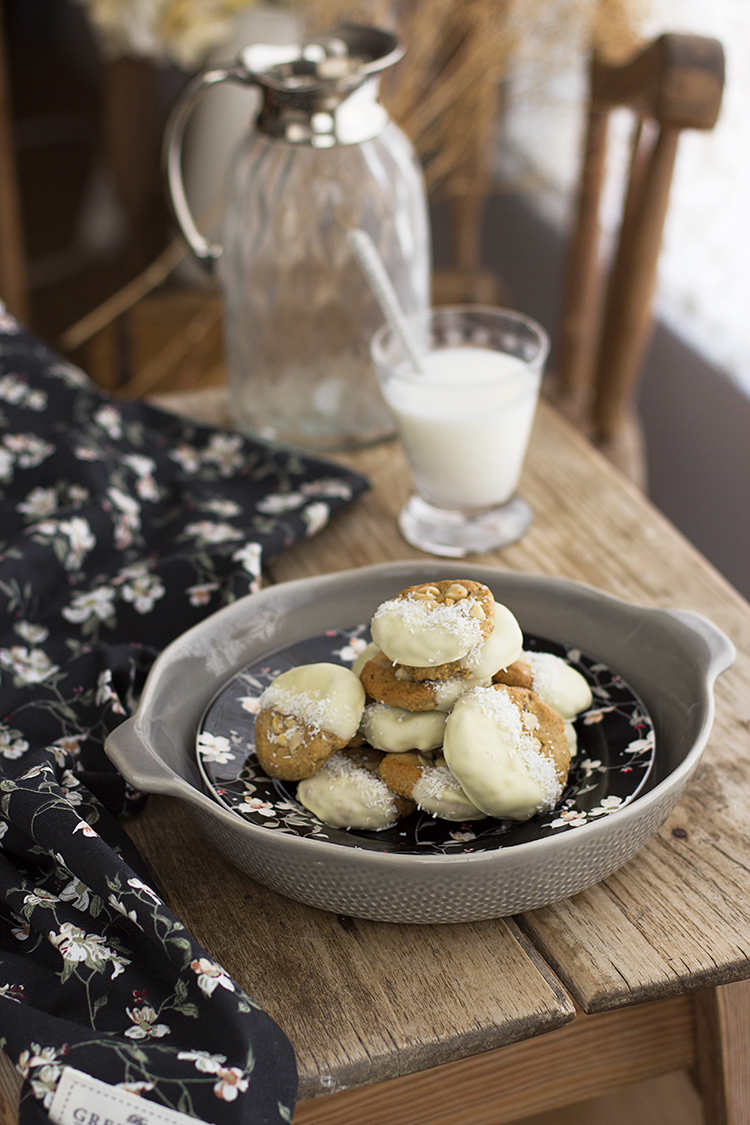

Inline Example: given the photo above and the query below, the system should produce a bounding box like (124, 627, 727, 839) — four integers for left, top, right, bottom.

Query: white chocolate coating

(259, 663, 365, 741)
(443, 686, 564, 820)
(460, 602, 523, 678)
(524, 650, 592, 719)
(411, 756, 488, 821)
(297, 752, 399, 830)
(370, 595, 488, 667)
(564, 720, 578, 758)
(360, 703, 446, 753)
(432, 675, 491, 711)
(352, 641, 380, 677)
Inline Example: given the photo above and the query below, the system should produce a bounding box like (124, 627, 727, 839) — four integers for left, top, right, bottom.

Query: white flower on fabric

(58, 517, 96, 570)
(0, 725, 29, 759)
(48, 922, 130, 978)
(108, 487, 141, 549)
(127, 877, 163, 906)
(184, 520, 243, 544)
(72, 819, 99, 838)
(74, 446, 104, 462)
(0, 447, 15, 480)
(93, 404, 123, 438)
(197, 731, 233, 763)
(187, 582, 218, 607)
(62, 585, 116, 624)
(213, 1067, 249, 1101)
(125, 1005, 171, 1039)
(302, 478, 353, 500)
(302, 502, 329, 536)
(0, 646, 59, 684)
(232, 541, 262, 585)
(58, 879, 90, 912)
(177, 1050, 227, 1075)
(14, 621, 48, 644)
(0, 822, 8, 843)
(23, 889, 59, 909)
(17, 487, 58, 520)
(204, 498, 241, 517)
(118, 1081, 155, 1095)
(54, 735, 83, 758)
(257, 492, 304, 514)
(0, 374, 25, 403)
(4, 433, 54, 468)
(190, 956, 234, 997)
(96, 669, 126, 715)
(169, 444, 201, 473)
(202, 433, 244, 475)
(120, 570, 165, 614)
(108, 894, 138, 925)
(48, 360, 88, 387)
(123, 454, 159, 501)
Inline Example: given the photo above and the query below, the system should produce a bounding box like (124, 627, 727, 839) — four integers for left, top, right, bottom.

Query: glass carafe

(164, 25, 430, 451)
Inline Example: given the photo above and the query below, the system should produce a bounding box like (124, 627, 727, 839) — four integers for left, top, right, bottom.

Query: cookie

(402, 600, 523, 681)
(254, 662, 365, 781)
(359, 650, 485, 713)
(378, 751, 487, 822)
(443, 683, 570, 821)
(370, 580, 495, 669)
(360, 701, 446, 753)
(297, 745, 415, 830)
(492, 658, 534, 690)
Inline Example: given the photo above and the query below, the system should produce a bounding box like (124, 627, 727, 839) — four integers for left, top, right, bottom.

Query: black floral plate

(195, 625, 656, 856)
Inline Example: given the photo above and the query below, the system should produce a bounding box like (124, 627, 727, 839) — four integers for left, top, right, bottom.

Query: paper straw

(348, 229, 424, 374)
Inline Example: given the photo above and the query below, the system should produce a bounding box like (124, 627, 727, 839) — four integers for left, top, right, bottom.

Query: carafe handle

(163, 65, 249, 272)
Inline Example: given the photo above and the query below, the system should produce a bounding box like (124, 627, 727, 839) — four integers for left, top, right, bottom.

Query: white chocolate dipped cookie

(379, 751, 487, 821)
(443, 684, 570, 821)
(360, 702, 446, 754)
(370, 580, 494, 670)
(297, 746, 414, 830)
(494, 649, 592, 719)
(254, 662, 365, 780)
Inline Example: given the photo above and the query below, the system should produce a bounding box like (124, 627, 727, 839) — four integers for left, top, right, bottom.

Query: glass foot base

(398, 494, 533, 558)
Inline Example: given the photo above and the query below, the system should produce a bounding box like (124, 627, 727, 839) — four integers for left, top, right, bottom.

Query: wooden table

(3, 392, 750, 1124)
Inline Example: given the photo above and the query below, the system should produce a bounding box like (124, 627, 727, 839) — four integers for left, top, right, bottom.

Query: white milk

(382, 345, 540, 509)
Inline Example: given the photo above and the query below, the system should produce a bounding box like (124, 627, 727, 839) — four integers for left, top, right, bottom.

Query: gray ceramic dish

(105, 561, 735, 923)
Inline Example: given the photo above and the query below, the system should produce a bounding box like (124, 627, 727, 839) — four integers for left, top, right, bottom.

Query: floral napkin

(0, 310, 370, 1125)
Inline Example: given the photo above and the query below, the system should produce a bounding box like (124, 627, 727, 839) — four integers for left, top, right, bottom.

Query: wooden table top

(115, 388, 750, 1105)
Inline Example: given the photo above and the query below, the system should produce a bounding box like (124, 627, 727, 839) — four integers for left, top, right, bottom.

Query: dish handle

(105, 717, 185, 795)
(665, 609, 736, 681)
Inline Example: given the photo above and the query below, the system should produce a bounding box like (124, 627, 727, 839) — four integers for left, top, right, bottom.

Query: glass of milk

(371, 305, 549, 556)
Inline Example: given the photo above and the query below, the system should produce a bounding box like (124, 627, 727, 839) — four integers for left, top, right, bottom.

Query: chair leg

(693, 980, 750, 1124)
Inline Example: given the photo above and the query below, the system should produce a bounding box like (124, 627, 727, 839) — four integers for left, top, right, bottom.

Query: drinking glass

(371, 305, 549, 557)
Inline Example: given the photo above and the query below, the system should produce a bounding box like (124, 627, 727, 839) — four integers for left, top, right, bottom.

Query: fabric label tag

(49, 1067, 207, 1125)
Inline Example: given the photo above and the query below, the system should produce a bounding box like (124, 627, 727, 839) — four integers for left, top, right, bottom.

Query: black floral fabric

(0, 310, 370, 1124)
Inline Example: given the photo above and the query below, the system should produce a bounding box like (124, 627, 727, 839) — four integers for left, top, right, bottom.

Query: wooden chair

(551, 32, 725, 486)
(0, 4, 28, 323)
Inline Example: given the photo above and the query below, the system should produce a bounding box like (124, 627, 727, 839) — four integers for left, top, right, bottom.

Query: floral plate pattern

(195, 627, 656, 856)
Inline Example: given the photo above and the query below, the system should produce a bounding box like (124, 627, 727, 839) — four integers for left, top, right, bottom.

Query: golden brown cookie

(359, 650, 469, 712)
(492, 658, 533, 690)
(254, 708, 345, 781)
(378, 750, 430, 800)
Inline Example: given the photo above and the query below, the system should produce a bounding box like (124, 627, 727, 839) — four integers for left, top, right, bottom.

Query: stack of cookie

(253, 580, 592, 831)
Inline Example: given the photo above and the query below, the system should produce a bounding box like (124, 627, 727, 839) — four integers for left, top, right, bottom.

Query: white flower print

(257, 492, 304, 514)
(14, 621, 48, 644)
(0, 374, 41, 405)
(177, 1049, 227, 1074)
(0, 447, 14, 481)
(197, 731, 233, 763)
(72, 819, 99, 838)
(17, 1046, 63, 1110)
(17, 486, 58, 520)
(57, 517, 96, 570)
(108, 487, 141, 549)
(48, 360, 88, 386)
(108, 894, 138, 925)
(0, 822, 8, 843)
(549, 808, 589, 829)
(239, 695, 261, 715)
(302, 478, 353, 500)
(187, 582, 218, 607)
(242, 796, 276, 817)
(93, 404, 123, 438)
(62, 585, 116, 624)
(58, 879, 90, 911)
(96, 669, 126, 715)
(125, 1005, 171, 1039)
(0, 725, 29, 759)
(588, 795, 624, 817)
(127, 877, 163, 906)
(190, 956, 234, 997)
(232, 542, 262, 591)
(120, 569, 165, 614)
(48, 921, 130, 978)
(333, 635, 368, 663)
(213, 1066, 249, 1101)
(204, 498, 241, 517)
(3, 432, 54, 469)
(184, 520, 243, 545)
(302, 501, 329, 536)
(123, 454, 158, 500)
(169, 443, 201, 473)
(202, 432, 244, 475)
(0, 646, 59, 684)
